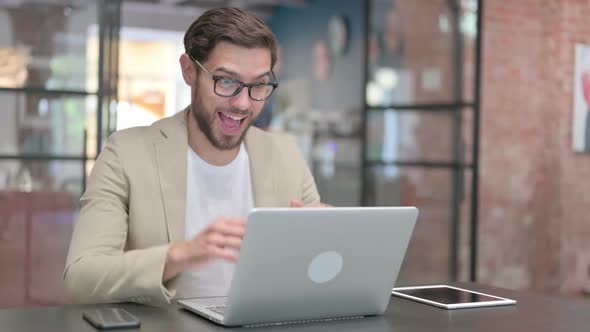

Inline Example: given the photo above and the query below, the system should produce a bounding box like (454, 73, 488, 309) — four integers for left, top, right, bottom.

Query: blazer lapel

(155, 110, 188, 243)
(245, 128, 280, 207)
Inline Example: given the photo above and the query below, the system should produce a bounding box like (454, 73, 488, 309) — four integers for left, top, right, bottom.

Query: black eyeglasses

(189, 54, 279, 101)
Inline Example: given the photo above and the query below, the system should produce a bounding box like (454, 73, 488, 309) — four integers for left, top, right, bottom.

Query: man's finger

(206, 245, 239, 262)
(206, 233, 242, 250)
(290, 199, 305, 208)
(208, 222, 246, 237)
(224, 217, 248, 225)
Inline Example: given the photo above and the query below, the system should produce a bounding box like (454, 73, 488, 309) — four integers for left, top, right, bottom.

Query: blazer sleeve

(285, 135, 321, 206)
(301, 157, 321, 206)
(63, 132, 175, 307)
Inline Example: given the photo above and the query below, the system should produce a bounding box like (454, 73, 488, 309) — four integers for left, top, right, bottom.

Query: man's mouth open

(218, 111, 248, 135)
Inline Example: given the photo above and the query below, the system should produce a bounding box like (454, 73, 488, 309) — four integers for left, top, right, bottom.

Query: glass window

(0, 0, 100, 308)
(367, 166, 471, 284)
(0, 92, 95, 157)
(367, 0, 476, 105)
(366, 108, 473, 164)
(312, 138, 362, 206)
(0, 2, 99, 91)
(114, 2, 200, 130)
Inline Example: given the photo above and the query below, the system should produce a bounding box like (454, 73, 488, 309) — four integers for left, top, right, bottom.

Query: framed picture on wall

(572, 43, 590, 152)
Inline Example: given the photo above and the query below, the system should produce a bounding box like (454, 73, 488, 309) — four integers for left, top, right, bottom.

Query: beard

(190, 89, 257, 150)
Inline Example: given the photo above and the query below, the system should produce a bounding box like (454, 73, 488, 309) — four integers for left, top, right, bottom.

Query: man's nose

(230, 86, 252, 111)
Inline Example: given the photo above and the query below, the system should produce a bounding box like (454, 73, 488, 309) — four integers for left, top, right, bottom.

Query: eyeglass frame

(188, 54, 279, 101)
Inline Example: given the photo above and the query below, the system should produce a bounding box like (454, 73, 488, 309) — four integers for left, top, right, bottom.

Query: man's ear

(179, 53, 196, 86)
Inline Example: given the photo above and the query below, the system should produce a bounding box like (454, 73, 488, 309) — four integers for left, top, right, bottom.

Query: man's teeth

(223, 113, 246, 121)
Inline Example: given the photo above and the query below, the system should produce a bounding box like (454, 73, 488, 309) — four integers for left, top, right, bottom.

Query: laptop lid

(218, 207, 418, 326)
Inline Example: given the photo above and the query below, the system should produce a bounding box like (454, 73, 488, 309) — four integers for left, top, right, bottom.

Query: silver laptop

(178, 207, 418, 327)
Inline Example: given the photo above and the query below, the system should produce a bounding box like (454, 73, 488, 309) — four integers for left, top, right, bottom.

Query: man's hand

(289, 199, 332, 208)
(162, 217, 246, 282)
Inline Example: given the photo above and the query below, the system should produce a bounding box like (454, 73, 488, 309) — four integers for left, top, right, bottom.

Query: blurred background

(0, 0, 589, 308)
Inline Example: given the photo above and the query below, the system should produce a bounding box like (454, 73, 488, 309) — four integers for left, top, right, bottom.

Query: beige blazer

(64, 109, 320, 307)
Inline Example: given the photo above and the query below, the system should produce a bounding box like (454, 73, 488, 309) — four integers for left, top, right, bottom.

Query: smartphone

(82, 308, 141, 330)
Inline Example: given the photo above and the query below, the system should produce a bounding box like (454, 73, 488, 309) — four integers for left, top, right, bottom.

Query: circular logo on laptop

(307, 251, 343, 284)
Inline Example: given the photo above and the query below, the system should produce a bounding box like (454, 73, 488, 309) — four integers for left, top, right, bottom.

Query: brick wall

(480, 0, 590, 294)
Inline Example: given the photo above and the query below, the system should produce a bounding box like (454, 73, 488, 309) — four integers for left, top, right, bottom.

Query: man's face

(191, 42, 272, 150)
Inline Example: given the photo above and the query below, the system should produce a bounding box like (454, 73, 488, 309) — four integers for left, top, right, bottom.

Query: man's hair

(184, 7, 278, 69)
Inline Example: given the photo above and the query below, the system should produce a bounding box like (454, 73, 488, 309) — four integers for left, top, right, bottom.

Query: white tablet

(391, 285, 517, 310)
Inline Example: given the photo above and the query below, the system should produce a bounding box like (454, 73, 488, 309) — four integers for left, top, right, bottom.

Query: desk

(1, 283, 589, 331)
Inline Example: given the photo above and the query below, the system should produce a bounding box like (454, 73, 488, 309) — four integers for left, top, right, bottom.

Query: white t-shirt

(175, 143, 254, 298)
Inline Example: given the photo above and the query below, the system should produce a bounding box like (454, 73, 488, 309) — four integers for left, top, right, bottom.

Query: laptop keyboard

(204, 305, 365, 326)
(206, 305, 226, 316)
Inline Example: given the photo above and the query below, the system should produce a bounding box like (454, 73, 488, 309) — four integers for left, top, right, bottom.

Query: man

(64, 7, 320, 307)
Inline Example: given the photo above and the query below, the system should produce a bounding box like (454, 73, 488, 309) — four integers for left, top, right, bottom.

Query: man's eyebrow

(213, 67, 272, 81)
(255, 71, 272, 80)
